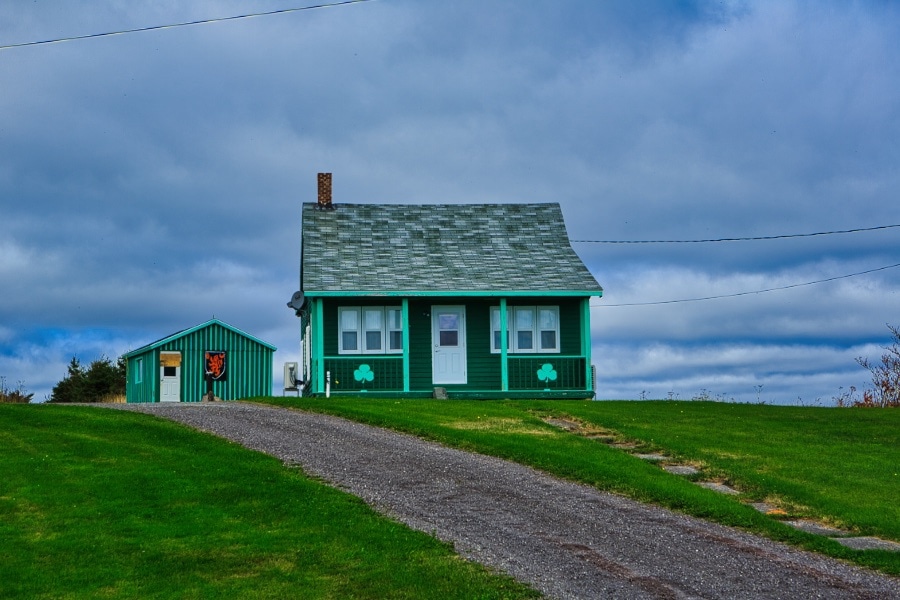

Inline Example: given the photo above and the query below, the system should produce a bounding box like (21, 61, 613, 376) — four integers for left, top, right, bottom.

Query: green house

(123, 319, 276, 403)
(290, 179, 603, 398)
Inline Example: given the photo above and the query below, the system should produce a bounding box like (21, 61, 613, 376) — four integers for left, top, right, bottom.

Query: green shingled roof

(300, 202, 603, 296)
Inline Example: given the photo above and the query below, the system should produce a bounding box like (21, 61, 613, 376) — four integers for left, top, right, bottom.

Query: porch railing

(507, 355, 587, 391)
(321, 356, 404, 393)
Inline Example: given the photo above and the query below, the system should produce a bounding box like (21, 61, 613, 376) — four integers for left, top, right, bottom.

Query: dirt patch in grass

(444, 417, 553, 435)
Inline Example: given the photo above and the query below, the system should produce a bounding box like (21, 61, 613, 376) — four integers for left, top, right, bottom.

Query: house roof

(300, 202, 603, 296)
(122, 318, 277, 358)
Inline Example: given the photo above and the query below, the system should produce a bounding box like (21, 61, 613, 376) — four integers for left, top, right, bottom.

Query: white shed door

(431, 306, 467, 385)
(160, 354, 181, 402)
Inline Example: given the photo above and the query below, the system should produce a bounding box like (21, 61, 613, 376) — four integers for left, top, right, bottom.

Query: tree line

(0, 355, 126, 404)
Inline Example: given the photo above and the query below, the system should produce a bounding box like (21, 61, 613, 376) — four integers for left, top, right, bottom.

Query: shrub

(853, 324, 900, 408)
(49, 355, 126, 403)
(0, 376, 33, 403)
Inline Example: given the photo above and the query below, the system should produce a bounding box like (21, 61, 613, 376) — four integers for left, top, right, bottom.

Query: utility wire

(593, 261, 900, 307)
(572, 223, 900, 244)
(0, 0, 374, 50)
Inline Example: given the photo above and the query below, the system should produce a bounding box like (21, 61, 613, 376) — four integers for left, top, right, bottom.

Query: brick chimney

(317, 172, 333, 210)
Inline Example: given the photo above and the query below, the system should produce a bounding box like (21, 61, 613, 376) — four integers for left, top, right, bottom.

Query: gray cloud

(1, 1, 898, 403)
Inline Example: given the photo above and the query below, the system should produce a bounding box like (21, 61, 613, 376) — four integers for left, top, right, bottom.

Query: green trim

(314, 298, 325, 394)
(402, 299, 410, 393)
(499, 298, 508, 392)
(123, 318, 277, 358)
(304, 290, 603, 298)
(581, 297, 592, 392)
(309, 390, 595, 400)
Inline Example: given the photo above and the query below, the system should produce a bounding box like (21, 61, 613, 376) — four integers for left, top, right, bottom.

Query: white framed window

(338, 307, 403, 354)
(363, 308, 384, 352)
(339, 308, 360, 353)
(387, 308, 403, 352)
(491, 306, 560, 354)
(135, 358, 143, 383)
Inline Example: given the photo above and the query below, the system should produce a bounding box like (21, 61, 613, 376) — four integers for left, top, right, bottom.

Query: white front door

(160, 353, 181, 402)
(432, 306, 467, 384)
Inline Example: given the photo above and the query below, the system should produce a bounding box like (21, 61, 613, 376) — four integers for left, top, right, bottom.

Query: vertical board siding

(125, 351, 158, 403)
(126, 321, 274, 403)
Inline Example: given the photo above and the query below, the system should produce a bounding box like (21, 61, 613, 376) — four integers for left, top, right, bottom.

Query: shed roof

(123, 318, 277, 358)
(300, 202, 602, 296)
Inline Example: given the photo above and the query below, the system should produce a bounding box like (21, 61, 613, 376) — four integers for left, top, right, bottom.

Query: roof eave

(302, 289, 603, 298)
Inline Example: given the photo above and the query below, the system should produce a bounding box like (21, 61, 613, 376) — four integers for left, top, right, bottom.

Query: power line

(593, 261, 900, 307)
(572, 223, 900, 244)
(0, 0, 374, 50)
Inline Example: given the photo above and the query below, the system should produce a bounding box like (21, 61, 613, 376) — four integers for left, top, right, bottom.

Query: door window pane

(439, 330, 459, 346)
(439, 314, 458, 330)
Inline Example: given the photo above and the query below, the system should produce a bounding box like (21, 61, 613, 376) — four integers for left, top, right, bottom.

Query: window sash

(339, 307, 403, 355)
(491, 306, 560, 354)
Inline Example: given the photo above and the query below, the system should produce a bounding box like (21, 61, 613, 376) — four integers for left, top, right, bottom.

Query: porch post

(500, 298, 509, 392)
(581, 297, 593, 392)
(402, 298, 410, 392)
(314, 298, 325, 394)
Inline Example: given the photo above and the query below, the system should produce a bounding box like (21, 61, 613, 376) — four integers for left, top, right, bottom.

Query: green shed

(288, 174, 603, 399)
(123, 319, 276, 403)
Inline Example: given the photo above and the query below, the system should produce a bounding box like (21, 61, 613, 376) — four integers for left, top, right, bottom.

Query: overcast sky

(2, 0, 899, 404)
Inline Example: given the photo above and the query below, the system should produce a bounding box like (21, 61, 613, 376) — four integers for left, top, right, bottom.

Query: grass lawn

(256, 397, 900, 577)
(0, 405, 539, 599)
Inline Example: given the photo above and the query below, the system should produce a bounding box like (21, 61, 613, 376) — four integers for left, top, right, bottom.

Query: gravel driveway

(109, 402, 900, 600)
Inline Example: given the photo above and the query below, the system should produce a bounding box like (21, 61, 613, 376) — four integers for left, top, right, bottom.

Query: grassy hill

(258, 397, 900, 577)
(3, 399, 897, 599)
(0, 405, 537, 599)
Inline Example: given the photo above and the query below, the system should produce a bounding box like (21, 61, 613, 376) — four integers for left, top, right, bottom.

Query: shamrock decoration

(536, 363, 557, 391)
(354, 364, 374, 390)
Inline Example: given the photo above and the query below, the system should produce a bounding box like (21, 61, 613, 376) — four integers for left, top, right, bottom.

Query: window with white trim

(387, 308, 403, 352)
(491, 306, 560, 353)
(338, 307, 403, 354)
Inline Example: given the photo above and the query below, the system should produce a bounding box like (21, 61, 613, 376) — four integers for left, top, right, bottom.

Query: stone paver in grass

(784, 520, 850, 537)
(696, 481, 741, 495)
(749, 502, 788, 516)
(662, 465, 699, 476)
(611, 442, 638, 450)
(585, 434, 617, 443)
(544, 418, 581, 432)
(834, 537, 900, 552)
(635, 453, 667, 461)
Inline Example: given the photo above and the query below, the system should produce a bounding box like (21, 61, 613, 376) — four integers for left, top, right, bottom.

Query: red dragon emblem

(204, 351, 227, 381)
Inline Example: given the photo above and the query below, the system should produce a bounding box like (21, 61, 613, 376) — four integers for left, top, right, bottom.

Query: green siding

(312, 296, 592, 397)
(125, 321, 274, 403)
